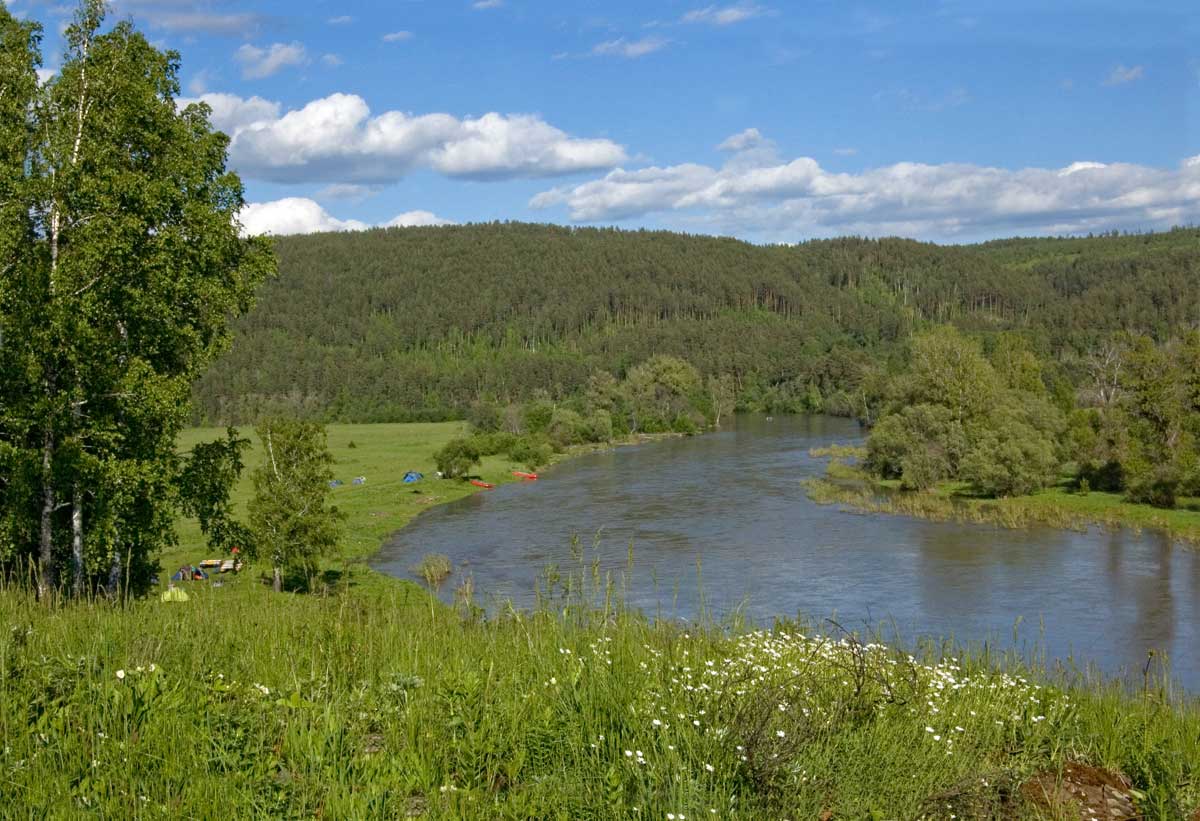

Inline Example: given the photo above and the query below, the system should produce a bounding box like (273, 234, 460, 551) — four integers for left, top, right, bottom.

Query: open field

(170, 422, 560, 595)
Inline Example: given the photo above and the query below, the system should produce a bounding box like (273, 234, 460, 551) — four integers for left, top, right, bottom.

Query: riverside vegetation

(803, 325, 1200, 544)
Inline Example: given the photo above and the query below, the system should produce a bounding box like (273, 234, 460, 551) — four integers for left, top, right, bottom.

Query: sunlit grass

(1, 565, 1196, 818)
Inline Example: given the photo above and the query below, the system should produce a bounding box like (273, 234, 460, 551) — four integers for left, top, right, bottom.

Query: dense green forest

(192, 224, 1200, 424)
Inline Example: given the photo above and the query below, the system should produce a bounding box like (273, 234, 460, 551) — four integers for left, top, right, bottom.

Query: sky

(9, 0, 1200, 243)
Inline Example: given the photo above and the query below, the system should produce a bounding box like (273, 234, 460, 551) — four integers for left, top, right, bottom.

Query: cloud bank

(531, 132, 1200, 242)
(240, 198, 454, 236)
(184, 92, 628, 184)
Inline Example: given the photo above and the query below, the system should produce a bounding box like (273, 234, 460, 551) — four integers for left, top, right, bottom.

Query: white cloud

(180, 92, 281, 135)
(382, 31, 414, 42)
(1105, 64, 1145, 86)
(320, 53, 343, 67)
(717, 128, 767, 153)
(235, 42, 307, 80)
(472, 0, 503, 8)
(382, 210, 456, 228)
(200, 92, 628, 184)
(531, 132, 1200, 242)
(36, 67, 56, 85)
(592, 36, 669, 58)
(681, 3, 768, 25)
(317, 183, 379, 202)
(110, 1, 265, 35)
(240, 198, 454, 236)
(328, 15, 354, 24)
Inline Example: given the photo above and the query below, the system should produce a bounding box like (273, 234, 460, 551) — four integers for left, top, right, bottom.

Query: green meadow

(168, 422, 531, 595)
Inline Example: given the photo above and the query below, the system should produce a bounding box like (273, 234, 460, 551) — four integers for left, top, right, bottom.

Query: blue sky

(12, 0, 1200, 242)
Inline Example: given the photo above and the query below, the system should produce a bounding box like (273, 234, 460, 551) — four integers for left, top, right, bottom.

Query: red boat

(469, 479, 494, 489)
(512, 471, 538, 480)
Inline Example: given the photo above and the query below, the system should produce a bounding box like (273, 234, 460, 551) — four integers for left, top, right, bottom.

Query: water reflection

(374, 414, 1200, 690)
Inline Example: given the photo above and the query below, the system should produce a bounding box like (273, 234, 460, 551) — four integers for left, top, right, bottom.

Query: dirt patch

(1020, 761, 1140, 820)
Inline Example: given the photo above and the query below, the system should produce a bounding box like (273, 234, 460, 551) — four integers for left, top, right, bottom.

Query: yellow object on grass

(161, 586, 190, 602)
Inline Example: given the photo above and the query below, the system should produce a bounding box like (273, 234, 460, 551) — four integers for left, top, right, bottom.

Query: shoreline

(803, 472, 1200, 548)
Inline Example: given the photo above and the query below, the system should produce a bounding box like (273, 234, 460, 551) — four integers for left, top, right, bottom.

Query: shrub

(434, 437, 481, 479)
(467, 401, 503, 433)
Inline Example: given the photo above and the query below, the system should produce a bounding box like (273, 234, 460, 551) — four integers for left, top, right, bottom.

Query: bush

(434, 437, 481, 479)
(523, 400, 555, 435)
(546, 407, 587, 449)
(507, 436, 553, 470)
(470, 431, 517, 457)
(467, 401, 503, 433)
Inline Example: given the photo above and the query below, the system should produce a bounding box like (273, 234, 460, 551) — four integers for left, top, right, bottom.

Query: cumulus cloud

(180, 92, 281, 135)
(240, 198, 453, 236)
(531, 131, 1200, 242)
(592, 36, 669, 58)
(235, 42, 307, 79)
(1104, 64, 1145, 86)
(191, 92, 628, 184)
(681, 3, 768, 25)
(382, 31, 414, 42)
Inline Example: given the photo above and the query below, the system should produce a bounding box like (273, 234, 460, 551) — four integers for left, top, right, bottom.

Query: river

(373, 414, 1200, 690)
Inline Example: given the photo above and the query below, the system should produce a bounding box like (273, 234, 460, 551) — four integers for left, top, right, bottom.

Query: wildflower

(776, 729, 785, 738)
(704, 763, 714, 772)
(115, 669, 125, 681)
(652, 719, 662, 727)
(625, 750, 633, 757)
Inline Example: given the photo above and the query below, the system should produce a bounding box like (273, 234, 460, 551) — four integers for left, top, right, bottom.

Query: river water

(373, 415, 1200, 690)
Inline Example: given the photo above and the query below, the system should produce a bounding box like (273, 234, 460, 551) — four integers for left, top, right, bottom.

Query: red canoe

(512, 471, 538, 480)
(469, 479, 495, 489)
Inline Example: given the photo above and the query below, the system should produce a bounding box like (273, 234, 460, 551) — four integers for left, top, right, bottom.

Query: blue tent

(402, 471, 423, 483)
(329, 479, 343, 488)
(352, 476, 366, 485)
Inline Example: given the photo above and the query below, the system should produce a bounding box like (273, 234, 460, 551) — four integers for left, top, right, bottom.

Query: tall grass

(1, 565, 1196, 818)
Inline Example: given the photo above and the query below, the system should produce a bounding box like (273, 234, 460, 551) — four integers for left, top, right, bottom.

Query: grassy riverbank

(169, 422, 627, 595)
(807, 455, 1200, 547)
(2, 565, 1198, 818)
(2, 423, 1198, 817)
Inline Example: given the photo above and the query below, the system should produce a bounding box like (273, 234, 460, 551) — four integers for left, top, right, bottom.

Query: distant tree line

(191, 224, 1200, 426)
(433, 354, 726, 476)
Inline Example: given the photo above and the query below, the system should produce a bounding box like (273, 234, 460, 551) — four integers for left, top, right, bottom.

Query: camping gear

(329, 479, 343, 488)
(170, 565, 208, 581)
(469, 480, 495, 489)
(512, 471, 538, 480)
(220, 559, 236, 573)
(161, 586, 189, 602)
(198, 558, 222, 569)
(402, 471, 423, 483)
(352, 476, 366, 485)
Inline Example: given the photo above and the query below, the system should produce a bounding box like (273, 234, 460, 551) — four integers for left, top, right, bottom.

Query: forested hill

(192, 224, 1200, 424)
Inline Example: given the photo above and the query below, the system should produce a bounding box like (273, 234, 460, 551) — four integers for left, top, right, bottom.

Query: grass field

(169, 422, 562, 595)
(1, 424, 1197, 817)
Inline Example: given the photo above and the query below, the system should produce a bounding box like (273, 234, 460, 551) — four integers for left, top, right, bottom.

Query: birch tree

(247, 420, 342, 593)
(0, 1, 274, 597)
